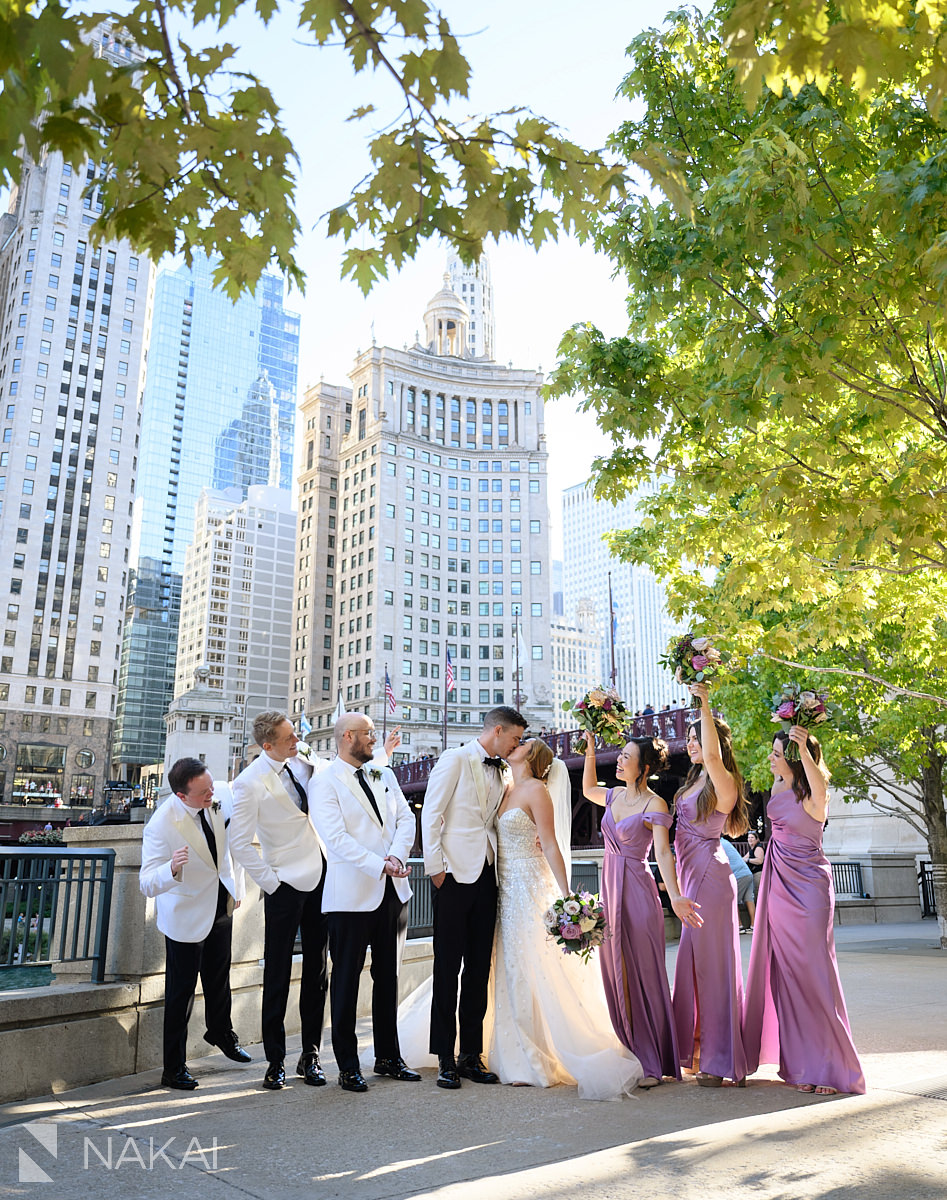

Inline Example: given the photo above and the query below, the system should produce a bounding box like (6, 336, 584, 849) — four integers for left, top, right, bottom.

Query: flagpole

(442, 664, 448, 754)
(382, 663, 389, 741)
(608, 571, 617, 687)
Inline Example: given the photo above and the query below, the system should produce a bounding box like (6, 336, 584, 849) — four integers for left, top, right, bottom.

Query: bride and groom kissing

(419, 706, 642, 1100)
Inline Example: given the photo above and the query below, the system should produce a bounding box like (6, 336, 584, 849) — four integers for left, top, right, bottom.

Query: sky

(217, 0, 660, 555)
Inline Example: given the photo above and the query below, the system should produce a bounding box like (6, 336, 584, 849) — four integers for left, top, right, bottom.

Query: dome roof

(423, 272, 469, 322)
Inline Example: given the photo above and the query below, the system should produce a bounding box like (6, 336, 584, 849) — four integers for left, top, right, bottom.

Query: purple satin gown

(599, 790, 681, 1080)
(743, 787, 866, 1094)
(671, 783, 747, 1081)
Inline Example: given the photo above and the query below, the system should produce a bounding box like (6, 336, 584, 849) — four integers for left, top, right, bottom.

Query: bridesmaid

(743, 726, 865, 1095)
(583, 737, 703, 1089)
(672, 680, 750, 1086)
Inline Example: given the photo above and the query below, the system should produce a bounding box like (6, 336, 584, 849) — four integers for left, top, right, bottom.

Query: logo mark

(19, 1122, 58, 1183)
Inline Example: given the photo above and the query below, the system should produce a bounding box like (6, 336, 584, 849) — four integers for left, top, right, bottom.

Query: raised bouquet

(770, 684, 830, 760)
(542, 891, 608, 963)
(561, 686, 628, 753)
(659, 632, 727, 685)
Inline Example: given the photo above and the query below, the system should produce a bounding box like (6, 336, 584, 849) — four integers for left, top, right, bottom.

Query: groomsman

(139, 758, 250, 1090)
(422, 705, 527, 1088)
(229, 711, 330, 1091)
(312, 714, 418, 1092)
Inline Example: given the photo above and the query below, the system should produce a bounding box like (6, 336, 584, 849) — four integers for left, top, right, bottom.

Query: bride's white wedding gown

(393, 808, 643, 1100)
(486, 807, 642, 1100)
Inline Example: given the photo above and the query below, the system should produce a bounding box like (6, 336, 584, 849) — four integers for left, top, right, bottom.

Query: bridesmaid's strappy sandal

(814, 1086, 838, 1095)
(638, 1076, 661, 1089)
(796, 1083, 816, 1092)
(696, 1072, 724, 1087)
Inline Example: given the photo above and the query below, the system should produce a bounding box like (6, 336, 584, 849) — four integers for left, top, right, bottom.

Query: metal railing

(406, 859, 433, 937)
(404, 858, 602, 939)
(831, 860, 866, 898)
(919, 861, 937, 917)
(1, 848, 116, 983)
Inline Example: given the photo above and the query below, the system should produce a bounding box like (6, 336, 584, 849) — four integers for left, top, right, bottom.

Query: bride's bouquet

(543, 891, 608, 964)
(659, 631, 728, 685)
(561, 686, 628, 753)
(770, 683, 831, 760)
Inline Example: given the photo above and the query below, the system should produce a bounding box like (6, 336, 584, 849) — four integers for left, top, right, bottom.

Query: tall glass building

(113, 255, 299, 778)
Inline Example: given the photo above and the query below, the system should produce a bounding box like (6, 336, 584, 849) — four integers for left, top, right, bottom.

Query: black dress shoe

(161, 1066, 198, 1090)
(374, 1056, 421, 1081)
(436, 1055, 461, 1090)
(296, 1051, 327, 1086)
(204, 1030, 252, 1063)
(338, 1069, 369, 1093)
(456, 1053, 499, 1084)
(262, 1061, 286, 1090)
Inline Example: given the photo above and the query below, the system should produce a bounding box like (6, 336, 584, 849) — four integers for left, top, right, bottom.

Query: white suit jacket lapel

(466, 745, 490, 820)
(339, 762, 384, 829)
(169, 797, 216, 872)
(262, 761, 305, 818)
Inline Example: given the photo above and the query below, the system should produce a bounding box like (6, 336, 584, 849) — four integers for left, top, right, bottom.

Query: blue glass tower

(114, 255, 299, 773)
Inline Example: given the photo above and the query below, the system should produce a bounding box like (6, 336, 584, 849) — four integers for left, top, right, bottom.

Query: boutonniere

(211, 801, 221, 813)
(295, 741, 312, 759)
(368, 768, 383, 782)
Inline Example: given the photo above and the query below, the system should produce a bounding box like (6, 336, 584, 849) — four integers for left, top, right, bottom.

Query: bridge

(391, 705, 699, 850)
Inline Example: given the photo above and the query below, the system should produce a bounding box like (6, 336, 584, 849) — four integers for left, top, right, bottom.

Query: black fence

(919, 861, 937, 917)
(831, 861, 867, 898)
(1, 848, 115, 983)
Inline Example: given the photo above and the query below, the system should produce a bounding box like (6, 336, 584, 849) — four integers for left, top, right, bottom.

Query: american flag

(445, 647, 455, 693)
(385, 669, 397, 714)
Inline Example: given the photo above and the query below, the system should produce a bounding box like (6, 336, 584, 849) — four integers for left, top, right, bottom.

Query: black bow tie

(483, 757, 505, 770)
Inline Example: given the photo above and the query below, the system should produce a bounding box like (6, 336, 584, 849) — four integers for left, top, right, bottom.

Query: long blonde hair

(674, 717, 749, 837)
(524, 738, 553, 780)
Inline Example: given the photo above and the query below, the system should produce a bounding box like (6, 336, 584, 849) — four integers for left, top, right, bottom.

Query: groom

(422, 705, 527, 1089)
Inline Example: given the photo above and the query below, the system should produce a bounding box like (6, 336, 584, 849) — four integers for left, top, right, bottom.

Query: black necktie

(198, 809, 218, 868)
(355, 768, 383, 824)
(282, 764, 309, 814)
(483, 757, 505, 770)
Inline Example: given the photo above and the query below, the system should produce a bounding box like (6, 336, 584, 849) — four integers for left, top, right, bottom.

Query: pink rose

(775, 701, 795, 720)
(561, 922, 583, 940)
(691, 654, 708, 670)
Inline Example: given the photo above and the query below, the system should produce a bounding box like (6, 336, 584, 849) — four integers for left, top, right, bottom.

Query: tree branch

(755, 652, 947, 704)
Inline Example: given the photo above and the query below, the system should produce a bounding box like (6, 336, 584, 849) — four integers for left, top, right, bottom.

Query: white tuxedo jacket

(139, 791, 244, 944)
(421, 742, 506, 883)
(229, 751, 326, 896)
(311, 758, 414, 914)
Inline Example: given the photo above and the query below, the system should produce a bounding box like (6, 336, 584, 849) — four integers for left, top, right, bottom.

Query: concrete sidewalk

(0, 923, 944, 1199)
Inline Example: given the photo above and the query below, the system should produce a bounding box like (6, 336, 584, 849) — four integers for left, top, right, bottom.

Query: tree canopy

(548, 4, 947, 670)
(0, 1, 635, 294)
(544, 3, 947, 939)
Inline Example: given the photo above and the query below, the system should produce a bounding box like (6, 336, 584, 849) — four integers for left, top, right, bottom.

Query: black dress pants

(163, 882, 233, 1074)
(429, 860, 497, 1056)
(327, 877, 408, 1073)
(261, 869, 328, 1063)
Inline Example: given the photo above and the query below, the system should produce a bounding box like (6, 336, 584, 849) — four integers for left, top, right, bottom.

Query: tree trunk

(919, 729, 947, 950)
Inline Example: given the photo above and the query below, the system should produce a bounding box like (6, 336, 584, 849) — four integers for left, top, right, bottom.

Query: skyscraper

(173, 484, 295, 773)
(293, 267, 554, 755)
(446, 254, 495, 360)
(561, 480, 682, 712)
(113, 255, 299, 777)
(0, 130, 152, 805)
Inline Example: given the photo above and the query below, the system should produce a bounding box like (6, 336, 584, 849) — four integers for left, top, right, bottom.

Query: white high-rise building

(293, 265, 554, 755)
(173, 484, 295, 769)
(446, 254, 495, 361)
(562, 480, 683, 713)
(549, 599, 602, 730)
(0, 70, 153, 807)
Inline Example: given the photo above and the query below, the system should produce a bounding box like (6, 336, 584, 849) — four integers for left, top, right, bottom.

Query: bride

(485, 738, 643, 1100)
